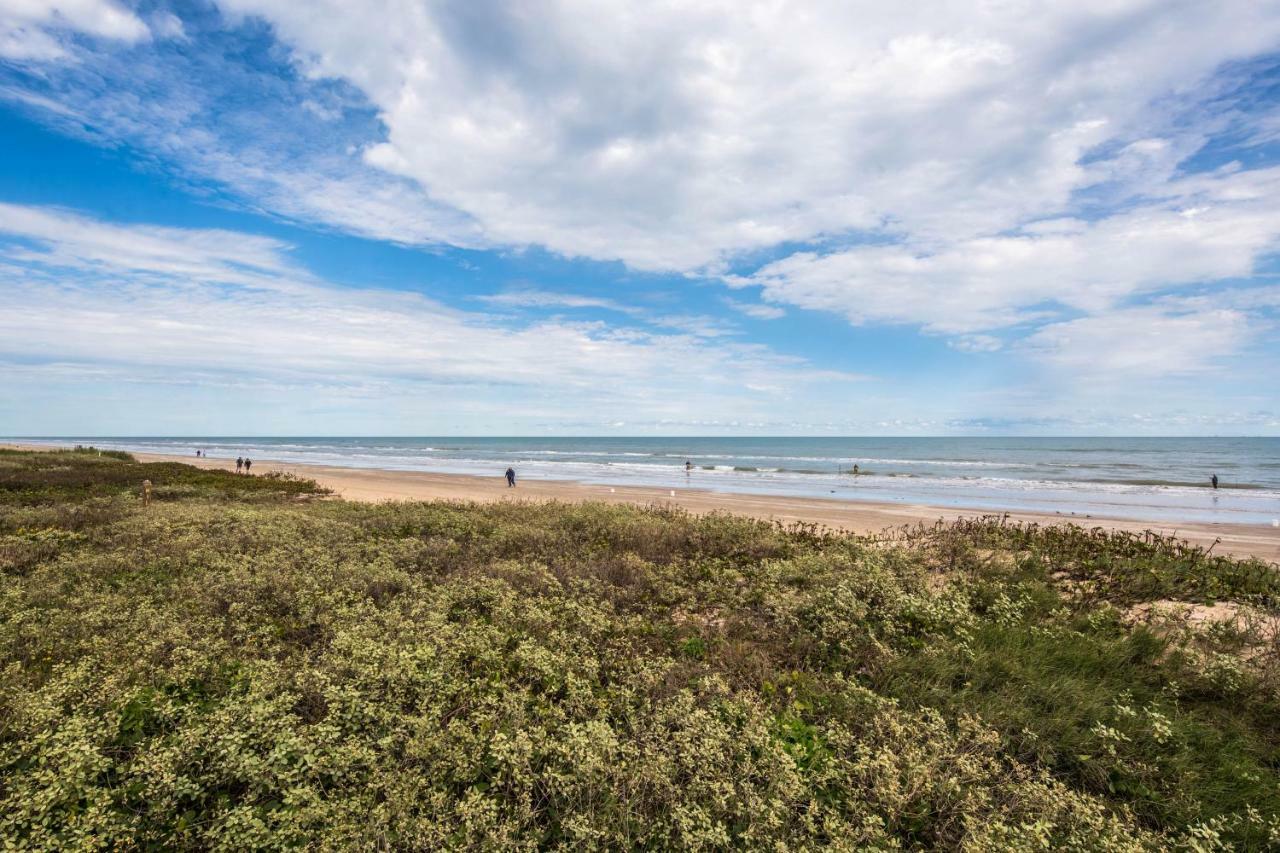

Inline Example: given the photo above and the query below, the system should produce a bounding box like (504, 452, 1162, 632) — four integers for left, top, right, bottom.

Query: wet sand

(8, 443, 1277, 562)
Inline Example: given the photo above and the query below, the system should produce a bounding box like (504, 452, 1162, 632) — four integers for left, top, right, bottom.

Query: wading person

(1212, 474, 1219, 490)
(505, 467, 516, 488)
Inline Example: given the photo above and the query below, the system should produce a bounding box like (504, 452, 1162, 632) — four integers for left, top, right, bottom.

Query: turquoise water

(15, 436, 1280, 525)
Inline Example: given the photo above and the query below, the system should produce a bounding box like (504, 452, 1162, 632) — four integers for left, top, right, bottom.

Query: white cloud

(651, 314, 737, 338)
(0, 0, 148, 60)
(723, 298, 785, 320)
(477, 289, 638, 314)
(478, 289, 740, 337)
(148, 11, 185, 41)
(0, 202, 298, 286)
(2, 1, 1278, 414)
(1021, 306, 1256, 377)
(740, 166, 1280, 334)
(949, 335, 1003, 353)
(0, 204, 852, 424)
(0, 36, 484, 252)
(211, 0, 1280, 271)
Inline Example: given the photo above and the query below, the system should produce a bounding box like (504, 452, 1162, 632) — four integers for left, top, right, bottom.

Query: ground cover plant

(1, 449, 1279, 849)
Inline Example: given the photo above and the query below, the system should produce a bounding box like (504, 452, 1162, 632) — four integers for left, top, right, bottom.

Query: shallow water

(16, 436, 1280, 526)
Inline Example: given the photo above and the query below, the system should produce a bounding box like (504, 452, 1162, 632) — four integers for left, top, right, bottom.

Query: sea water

(15, 436, 1280, 525)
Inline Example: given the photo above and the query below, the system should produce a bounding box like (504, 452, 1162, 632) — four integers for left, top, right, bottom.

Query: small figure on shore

(236, 456, 243, 473)
(1211, 474, 1219, 490)
(505, 467, 516, 488)
(196, 449, 201, 458)
(853, 464, 859, 476)
(244, 458, 252, 475)
(685, 460, 693, 473)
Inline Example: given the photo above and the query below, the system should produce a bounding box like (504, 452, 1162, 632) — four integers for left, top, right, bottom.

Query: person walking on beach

(244, 458, 252, 475)
(1212, 474, 1219, 490)
(236, 456, 243, 473)
(505, 467, 516, 488)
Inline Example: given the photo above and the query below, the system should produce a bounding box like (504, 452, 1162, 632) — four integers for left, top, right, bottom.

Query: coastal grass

(2, 450, 1279, 849)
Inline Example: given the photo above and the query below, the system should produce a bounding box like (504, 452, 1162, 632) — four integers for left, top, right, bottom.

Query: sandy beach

(8, 443, 1277, 562)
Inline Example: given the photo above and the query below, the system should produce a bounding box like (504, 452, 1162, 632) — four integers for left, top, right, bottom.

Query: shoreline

(6, 442, 1278, 562)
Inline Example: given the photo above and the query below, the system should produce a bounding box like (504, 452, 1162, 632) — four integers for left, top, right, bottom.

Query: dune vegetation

(2, 448, 1279, 850)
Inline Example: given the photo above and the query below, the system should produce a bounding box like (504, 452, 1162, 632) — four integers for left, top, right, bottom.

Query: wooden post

(142, 479, 152, 507)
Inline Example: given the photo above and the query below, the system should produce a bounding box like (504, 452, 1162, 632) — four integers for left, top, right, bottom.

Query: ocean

(14, 436, 1280, 525)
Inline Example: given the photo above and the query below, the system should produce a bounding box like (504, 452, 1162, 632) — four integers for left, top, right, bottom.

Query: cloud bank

(1, 1, 1278, 431)
(0, 203, 851, 429)
(215, 0, 1280, 271)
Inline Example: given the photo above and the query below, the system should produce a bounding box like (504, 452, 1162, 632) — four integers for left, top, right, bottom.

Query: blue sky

(1, 1, 1278, 435)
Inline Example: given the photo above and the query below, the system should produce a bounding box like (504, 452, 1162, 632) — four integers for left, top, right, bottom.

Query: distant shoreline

(6, 442, 1278, 563)
(8, 435, 1279, 524)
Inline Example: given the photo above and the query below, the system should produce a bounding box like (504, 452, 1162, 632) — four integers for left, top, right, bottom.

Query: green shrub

(0, 450, 1277, 849)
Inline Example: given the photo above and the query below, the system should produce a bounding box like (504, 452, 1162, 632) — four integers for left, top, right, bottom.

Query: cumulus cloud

(740, 166, 1280, 334)
(7, 5, 1280, 304)
(213, 0, 1280, 271)
(1020, 306, 1256, 377)
(136, 0, 1280, 390)
(2, 0, 1279, 414)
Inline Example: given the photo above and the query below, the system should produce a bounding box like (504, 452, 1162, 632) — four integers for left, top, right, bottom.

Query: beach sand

(8, 443, 1277, 562)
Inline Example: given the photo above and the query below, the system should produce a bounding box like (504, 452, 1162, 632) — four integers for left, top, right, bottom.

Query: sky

(1, 1, 1279, 436)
